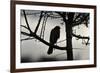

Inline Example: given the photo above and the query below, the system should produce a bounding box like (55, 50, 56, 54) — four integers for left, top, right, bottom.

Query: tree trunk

(66, 24, 73, 60)
(58, 12, 74, 60)
(65, 13, 74, 60)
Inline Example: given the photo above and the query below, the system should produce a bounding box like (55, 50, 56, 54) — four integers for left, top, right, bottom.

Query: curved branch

(23, 10, 32, 33)
(21, 25, 28, 30)
(72, 33, 89, 40)
(21, 31, 66, 50)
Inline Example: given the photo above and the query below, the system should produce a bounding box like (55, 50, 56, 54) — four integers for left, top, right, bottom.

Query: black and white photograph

(10, 1, 96, 72)
(20, 10, 90, 63)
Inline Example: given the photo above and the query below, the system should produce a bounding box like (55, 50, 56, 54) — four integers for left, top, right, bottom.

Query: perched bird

(47, 26, 60, 55)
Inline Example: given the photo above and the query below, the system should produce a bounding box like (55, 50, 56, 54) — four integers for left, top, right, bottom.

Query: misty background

(20, 10, 90, 63)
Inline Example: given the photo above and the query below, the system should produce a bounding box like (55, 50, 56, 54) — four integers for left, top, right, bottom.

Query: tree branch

(21, 37, 34, 41)
(34, 11, 43, 34)
(72, 14, 89, 27)
(21, 25, 28, 30)
(72, 32, 89, 40)
(73, 13, 81, 22)
(21, 31, 66, 50)
(23, 10, 32, 33)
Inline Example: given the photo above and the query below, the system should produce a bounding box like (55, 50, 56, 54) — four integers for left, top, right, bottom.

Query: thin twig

(21, 37, 34, 41)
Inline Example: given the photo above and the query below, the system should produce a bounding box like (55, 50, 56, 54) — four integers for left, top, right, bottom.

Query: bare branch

(21, 31, 66, 50)
(23, 10, 32, 33)
(73, 13, 82, 22)
(72, 33, 89, 40)
(72, 14, 89, 27)
(34, 11, 43, 34)
(21, 25, 28, 30)
(21, 37, 34, 41)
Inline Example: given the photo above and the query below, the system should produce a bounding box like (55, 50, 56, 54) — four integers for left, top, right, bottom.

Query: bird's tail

(47, 47, 53, 55)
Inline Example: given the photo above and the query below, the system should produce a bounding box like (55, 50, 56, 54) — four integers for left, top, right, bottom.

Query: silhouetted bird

(47, 26, 60, 55)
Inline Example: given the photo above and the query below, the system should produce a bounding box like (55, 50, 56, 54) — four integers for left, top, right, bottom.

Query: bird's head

(55, 26, 60, 29)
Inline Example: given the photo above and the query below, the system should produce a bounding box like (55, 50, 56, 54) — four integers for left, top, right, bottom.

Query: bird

(47, 26, 60, 55)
